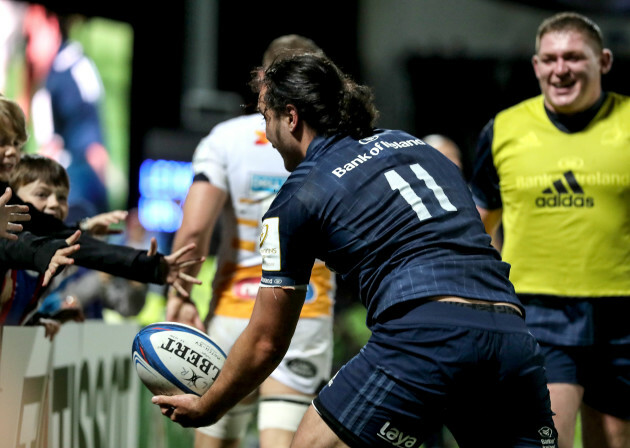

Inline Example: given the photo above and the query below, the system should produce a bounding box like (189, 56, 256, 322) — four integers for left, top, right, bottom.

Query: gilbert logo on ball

(132, 322, 227, 396)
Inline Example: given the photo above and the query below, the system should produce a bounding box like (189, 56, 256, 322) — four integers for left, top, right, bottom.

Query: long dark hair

(257, 54, 378, 139)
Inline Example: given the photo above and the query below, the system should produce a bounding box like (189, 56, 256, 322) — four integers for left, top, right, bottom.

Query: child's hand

(42, 230, 81, 286)
(81, 210, 128, 235)
(145, 237, 204, 294)
(0, 187, 30, 240)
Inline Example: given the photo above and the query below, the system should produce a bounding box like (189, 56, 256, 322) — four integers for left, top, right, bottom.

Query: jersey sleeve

(259, 195, 317, 289)
(469, 118, 503, 210)
(191, 129, 229, 190)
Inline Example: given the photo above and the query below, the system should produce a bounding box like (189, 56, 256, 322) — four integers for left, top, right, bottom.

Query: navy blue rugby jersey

(259, 129, 520, 324)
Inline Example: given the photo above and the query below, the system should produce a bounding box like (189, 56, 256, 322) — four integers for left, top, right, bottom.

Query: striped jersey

(192, 114, 333, 318)
(259, 129, 520, 325)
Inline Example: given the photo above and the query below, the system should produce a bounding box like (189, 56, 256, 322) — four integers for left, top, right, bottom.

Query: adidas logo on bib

(535, 171, 594, 208)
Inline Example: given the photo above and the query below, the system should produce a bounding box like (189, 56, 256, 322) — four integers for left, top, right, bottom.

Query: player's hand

(42, 230, 81, 287)
(0, 187, 30, 240)
(166, 294, 205, 332)
(152, 393, 215, 428)
(81, 210, 128, 235)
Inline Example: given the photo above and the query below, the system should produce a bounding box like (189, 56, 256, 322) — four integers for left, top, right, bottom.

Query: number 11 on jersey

(384, 163, 457, 221)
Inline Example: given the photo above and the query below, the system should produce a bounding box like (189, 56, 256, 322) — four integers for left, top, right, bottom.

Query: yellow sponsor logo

(259, 223, 269, 247)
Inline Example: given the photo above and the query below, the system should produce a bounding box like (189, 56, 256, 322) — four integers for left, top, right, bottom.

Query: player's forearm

(198, 287, 302, 423)
(201, 327, 287, 422)
(170, 182, 225, 286)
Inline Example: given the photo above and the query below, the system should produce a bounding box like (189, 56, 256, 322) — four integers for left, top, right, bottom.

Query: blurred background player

(21, 3, 109, 222)
(422, 133, 463, 171)
(166, 35, 335, 448)
(470, 12, 630, 448)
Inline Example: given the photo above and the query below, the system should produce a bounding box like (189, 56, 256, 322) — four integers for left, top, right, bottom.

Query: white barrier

(0, 322, 140, 448)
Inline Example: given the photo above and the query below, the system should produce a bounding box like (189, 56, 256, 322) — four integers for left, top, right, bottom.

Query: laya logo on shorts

(377, 421, 418, 447)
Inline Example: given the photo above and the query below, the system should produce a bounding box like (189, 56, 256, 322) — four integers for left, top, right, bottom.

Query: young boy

(10, 154, 127, 233)
(1, 154, 117, 334)
(0, 95, 81, 337)
(10, 154, 140, 323)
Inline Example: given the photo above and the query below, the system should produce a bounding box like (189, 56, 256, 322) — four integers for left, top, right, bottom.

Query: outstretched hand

(146, 237, 205, 293)
(0, 187, 30, 240)
(81, 210, 128, 235)
(42, 230, 81, 287)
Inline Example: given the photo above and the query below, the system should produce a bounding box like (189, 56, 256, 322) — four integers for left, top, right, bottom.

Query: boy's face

(17, 179, 69, 221)
(0, 138, 22, 182)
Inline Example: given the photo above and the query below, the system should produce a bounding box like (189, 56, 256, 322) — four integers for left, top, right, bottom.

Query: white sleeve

(191, 128, 229, 191)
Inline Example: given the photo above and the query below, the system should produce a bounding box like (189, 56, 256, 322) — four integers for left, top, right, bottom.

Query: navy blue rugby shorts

(539, 343, 630, 419)
(521, 295, 630, 419)
(314, 300, 558, 448)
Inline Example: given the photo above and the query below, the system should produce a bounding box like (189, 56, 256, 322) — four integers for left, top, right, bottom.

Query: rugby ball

(132, 322, 226, 396)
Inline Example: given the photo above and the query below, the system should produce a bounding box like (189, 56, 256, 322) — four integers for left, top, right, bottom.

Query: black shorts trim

(312, 396, 367, 448)
(259, 397, 311, 406)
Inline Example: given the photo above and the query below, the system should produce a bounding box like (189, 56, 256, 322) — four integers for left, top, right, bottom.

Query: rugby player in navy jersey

(154, 54, 558, 448)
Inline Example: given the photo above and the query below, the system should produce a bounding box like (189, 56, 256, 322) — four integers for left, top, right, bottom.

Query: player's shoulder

(606, 91, 630, 109)
(496, 95, 543, 119)
(291, 129, 417, 188)
(493, 96, 545, 132)
(52, 42, 90, 72)
(195, 113, 266, 153)
(210, 113, 264, 134)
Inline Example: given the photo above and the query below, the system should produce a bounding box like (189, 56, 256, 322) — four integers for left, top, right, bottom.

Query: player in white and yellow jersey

(165, 36, 334, 448)
(471, 12, 630, 448)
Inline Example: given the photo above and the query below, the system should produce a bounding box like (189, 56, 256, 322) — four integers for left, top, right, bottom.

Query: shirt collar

(544, 92, 607, 134)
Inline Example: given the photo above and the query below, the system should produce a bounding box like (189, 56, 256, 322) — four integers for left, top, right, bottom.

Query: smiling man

(470, 12, 630, 448)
